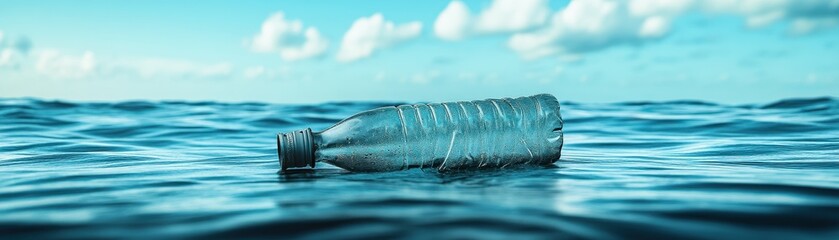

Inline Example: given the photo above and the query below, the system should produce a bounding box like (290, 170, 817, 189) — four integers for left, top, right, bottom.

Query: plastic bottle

(277, 94, 564, 172)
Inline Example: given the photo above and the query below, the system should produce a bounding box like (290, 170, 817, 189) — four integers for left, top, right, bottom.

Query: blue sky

(1, 0, 838, 103)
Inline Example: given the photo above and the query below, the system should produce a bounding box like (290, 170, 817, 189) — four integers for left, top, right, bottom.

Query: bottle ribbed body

(311, 94, 564, 172)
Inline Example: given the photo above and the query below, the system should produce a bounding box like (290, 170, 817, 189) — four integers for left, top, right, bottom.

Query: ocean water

(1, 97, 838, 239)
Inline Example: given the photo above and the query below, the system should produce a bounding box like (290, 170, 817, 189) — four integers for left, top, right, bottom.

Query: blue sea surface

(1, 97, 838, 239)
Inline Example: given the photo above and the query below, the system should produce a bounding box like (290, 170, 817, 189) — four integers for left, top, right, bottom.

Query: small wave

(78, 125, 159, 138)
(33, 99, 79, 109)
(665, 182, 839, 198)
(1, 96, 838, 239)
(618, 100, 719, 106)
(110, 101, 160, 111)
(760, 96, 836, 109)
(693, 120, 824, 135)
(247, 117, 296, 128)
(642, 206, 839, 230)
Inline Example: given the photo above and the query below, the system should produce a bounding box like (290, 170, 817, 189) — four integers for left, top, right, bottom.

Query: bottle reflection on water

(277, 94, 564, 172)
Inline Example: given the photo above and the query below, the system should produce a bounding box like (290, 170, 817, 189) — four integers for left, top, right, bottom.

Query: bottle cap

(277, 128, 316, 171)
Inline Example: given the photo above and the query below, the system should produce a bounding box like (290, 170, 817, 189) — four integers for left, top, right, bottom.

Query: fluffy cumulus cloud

(337, 13, 422, 62)
(249, 12, 328, 61)
(434, 1, 471, 40)
(434, 0, 839, 59)
(434, 0, 550, 40)
(508, 0, 676, 59)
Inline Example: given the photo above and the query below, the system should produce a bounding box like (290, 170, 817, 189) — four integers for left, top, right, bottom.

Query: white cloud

(507, 0, 839, 59)
(703, 0, 788, 27)
(0, 31, 34, 70)
(790, 18, 839, 35)
(639, 16, 669, 37)
(35, 50, 96, 78)
(434, 0, 550, 40)
(249, 12, 328, 61)
(1, 32, 236, 80)
(509, 0, 667, 59)
(434, 1, 472, 40)
(652, 0, 839, 33)
(629, 0, 695, 17)
(474, 0, 551, 33)
(0, 49, 20, 68)
(15, 51, 233, 80)
(706, 0, 839, 34)
(1, 33, 34, 54)
(336, 13, 422, 62)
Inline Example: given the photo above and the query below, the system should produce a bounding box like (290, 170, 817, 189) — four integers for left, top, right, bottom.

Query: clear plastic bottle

(277, 94, 564, 172)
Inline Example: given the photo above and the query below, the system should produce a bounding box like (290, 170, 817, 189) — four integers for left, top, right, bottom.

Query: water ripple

(1, 97, 838, 239)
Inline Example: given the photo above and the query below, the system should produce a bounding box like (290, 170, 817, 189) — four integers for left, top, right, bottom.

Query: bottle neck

(276, 128, 316, 171)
